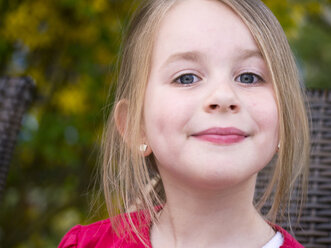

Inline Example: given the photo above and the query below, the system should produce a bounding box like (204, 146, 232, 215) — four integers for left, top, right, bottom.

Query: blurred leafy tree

(264, 0, 331, 89)
(0, 0, 330, 247)
(0, 0, 139, 247)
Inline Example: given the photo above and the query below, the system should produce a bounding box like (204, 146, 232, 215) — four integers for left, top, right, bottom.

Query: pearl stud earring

(139, 144, 148, 152)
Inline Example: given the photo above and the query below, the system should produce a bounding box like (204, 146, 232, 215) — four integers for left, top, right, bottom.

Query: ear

(114, 99, 129, 139)
(114, 99, 152, 157)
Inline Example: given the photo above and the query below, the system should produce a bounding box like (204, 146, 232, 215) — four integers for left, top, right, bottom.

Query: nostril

(210, 104, 218, 110)
(230, 105, 236, 110)
(207, 103, 239, 112)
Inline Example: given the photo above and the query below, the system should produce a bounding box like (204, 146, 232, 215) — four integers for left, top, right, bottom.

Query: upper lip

(192, 127, 248, 137)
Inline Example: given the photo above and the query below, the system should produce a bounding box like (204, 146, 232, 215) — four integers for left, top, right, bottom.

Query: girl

(59, 0, 310, 247)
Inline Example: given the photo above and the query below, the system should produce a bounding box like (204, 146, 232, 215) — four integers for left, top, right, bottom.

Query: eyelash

(172, 72, 265, 86)
(173, 73, 201, 86)
(235, 72, 265, 84)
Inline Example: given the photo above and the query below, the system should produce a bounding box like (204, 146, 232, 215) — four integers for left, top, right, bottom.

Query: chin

(184, 170, 257, 192)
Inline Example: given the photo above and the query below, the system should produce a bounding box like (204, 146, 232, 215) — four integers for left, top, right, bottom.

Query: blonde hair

(101, 0, 310, 244)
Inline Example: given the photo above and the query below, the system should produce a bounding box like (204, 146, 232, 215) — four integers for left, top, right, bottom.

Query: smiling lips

(192, 127, 248, 145)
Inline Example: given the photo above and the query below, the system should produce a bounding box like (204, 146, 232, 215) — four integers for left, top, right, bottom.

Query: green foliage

(263, 0, 331, 89)
(0, 0, 330, 247)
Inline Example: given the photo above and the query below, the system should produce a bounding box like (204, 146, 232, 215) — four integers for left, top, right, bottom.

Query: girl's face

(144, 0, 279, 190)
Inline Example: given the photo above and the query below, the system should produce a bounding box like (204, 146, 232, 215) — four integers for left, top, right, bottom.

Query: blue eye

(174, 74, 200, 85)
(236, 73, 264, 84)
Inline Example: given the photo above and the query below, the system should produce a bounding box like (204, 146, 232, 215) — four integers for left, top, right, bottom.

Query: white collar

(262, 231, 284, 248)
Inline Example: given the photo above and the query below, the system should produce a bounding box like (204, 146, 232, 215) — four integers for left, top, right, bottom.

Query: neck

(150, 175, 275, 248)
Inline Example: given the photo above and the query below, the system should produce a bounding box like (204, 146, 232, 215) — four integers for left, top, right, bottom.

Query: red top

(58, 211, 304, 248)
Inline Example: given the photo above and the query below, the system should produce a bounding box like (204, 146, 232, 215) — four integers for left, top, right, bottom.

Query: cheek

(143, 88, 192, 154)
(248, 95, 279, 136)
(143, 91, 191, 166)
(145, 89, 193, 132)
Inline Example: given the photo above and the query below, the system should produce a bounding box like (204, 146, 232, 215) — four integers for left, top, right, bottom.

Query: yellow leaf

(54, 85, 88, 115)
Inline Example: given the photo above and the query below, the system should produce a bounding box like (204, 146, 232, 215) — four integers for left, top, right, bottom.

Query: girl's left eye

(174, 74, 200, 85)
(235, 73, 264, 84)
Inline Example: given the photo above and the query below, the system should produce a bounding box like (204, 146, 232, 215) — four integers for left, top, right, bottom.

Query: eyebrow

(161, 51, 204, 69)
(237, 49, 264, 60)
(161, 49, 264, 69)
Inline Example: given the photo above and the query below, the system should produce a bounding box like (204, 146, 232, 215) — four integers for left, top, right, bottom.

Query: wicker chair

(256, 90, 331, 248)
(0, 77, 35, 202)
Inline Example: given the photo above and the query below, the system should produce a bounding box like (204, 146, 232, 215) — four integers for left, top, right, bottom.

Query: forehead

(152, 0, 260, 65)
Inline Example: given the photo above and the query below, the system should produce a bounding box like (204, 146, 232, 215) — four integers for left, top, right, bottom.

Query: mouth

(191, 127, 249, 145)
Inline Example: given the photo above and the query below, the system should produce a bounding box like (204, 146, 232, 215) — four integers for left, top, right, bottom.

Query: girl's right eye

(173, 73, 201, 85)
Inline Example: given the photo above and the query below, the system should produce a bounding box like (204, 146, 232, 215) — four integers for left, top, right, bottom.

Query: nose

(203, 82, 240, 114)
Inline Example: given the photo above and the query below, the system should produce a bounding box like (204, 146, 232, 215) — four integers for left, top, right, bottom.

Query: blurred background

(0, 0, 330, 247)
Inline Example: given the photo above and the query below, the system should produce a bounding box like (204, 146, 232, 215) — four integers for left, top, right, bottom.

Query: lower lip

(193, 134, 246, 145)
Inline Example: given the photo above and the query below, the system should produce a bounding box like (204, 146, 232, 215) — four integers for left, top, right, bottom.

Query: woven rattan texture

(0, 77, 34, 201)
(255, 90, 331, 248)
